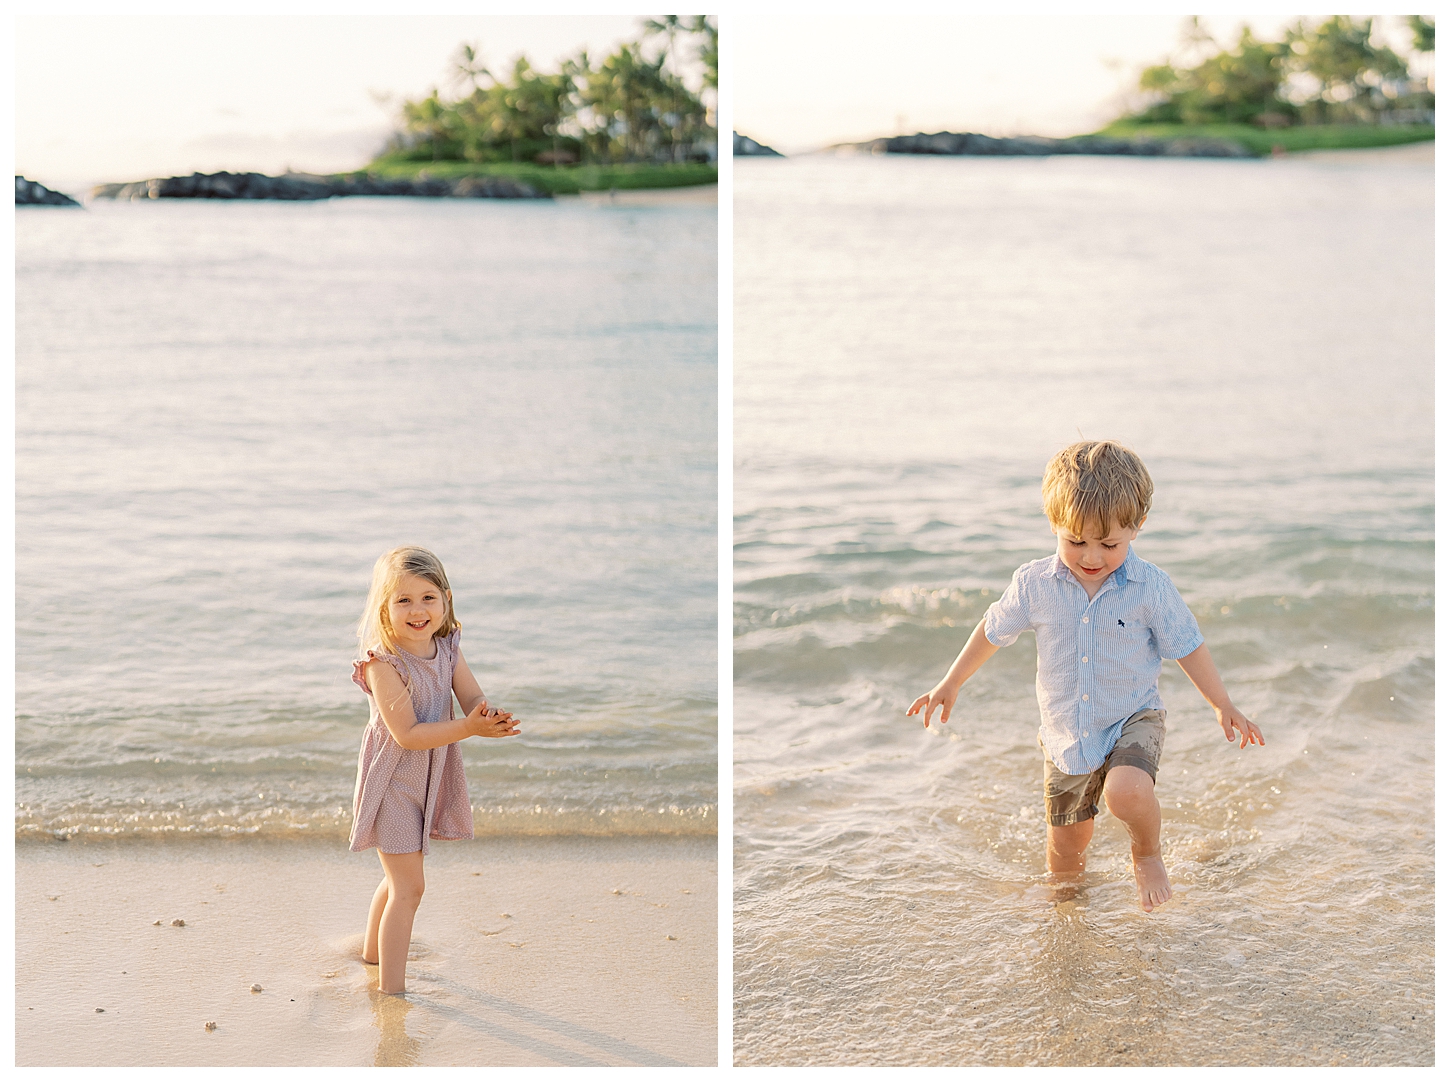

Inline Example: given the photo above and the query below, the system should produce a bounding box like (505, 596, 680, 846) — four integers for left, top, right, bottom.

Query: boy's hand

(907, 684, 958, 728)
(1216, 705, 1264, 749)
(463, 701, 520, 739)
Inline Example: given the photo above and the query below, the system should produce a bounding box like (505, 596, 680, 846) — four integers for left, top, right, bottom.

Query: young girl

(350, 546, 519, 994)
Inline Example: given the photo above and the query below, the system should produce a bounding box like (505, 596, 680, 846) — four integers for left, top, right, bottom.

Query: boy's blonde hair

(1042, 440, 1153, 539)
(357, 546, 460, 656)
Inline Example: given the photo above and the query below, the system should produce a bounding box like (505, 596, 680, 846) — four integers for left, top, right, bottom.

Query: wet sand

(573, 183, 717, 206)
(16, 835, 716, 1066)
(1283, 140, 1433, 164)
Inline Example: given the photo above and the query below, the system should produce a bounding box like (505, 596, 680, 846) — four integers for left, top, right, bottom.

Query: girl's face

(386, 572, 451, 656)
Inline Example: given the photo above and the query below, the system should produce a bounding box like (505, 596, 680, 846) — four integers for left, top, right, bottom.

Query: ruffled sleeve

(352, 649, 409, 695)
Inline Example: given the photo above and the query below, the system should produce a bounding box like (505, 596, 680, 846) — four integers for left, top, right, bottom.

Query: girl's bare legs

(1103, 764, 1172, 911)
(362, 877, 390, 964)
(375, 850, 426, 993)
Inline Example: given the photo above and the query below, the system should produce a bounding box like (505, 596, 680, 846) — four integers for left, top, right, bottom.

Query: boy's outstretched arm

(907, 619, 999, 728)
(1175, 643, 1265, 748)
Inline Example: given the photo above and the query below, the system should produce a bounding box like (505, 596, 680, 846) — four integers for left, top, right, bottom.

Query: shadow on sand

(367, 970, 685, 1067)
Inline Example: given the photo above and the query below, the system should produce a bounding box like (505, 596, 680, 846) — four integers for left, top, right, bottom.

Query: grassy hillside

(1088, 122, 1434, 157)
(353, 157, 717, 195)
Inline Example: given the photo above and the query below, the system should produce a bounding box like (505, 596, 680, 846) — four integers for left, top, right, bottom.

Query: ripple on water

(733, 154, 1431, 1066)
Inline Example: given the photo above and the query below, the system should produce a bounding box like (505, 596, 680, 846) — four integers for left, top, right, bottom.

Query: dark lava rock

(90, 170, 551, 202)
(16, 176, 81, 206)
(870, 131, 1253, 159)
(734, 132, 784, 157)
(439, 175, 547, 199)
(91, 172, 333, 201)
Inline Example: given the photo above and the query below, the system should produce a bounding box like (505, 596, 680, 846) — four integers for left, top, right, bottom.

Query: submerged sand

(16, 835, 716, 1067)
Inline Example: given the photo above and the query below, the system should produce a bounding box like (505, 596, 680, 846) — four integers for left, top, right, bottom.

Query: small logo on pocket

(1118, 619, 1125, 627)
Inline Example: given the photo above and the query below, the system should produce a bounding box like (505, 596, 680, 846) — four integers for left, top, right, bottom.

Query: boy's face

(1052, 519, 1141, 590)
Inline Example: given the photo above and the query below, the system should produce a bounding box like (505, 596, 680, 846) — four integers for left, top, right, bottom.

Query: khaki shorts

(1041, 708, 1166, 827)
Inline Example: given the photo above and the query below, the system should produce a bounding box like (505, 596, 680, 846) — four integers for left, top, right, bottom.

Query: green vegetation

(1089, 121, 1434, 156)
(353, 158, 716, 195)
(368, 16, 716, 190)
(1117, 15, 1434, 153)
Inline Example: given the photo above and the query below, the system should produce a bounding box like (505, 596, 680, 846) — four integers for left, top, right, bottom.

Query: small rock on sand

(152, 920, 162, 926)
(170, 919, 185, 927)
(666, 935, 678, 941)
(250, 984, 263, 993)
(205, 1021, 217, 1031)
(95, 1007, 104, 1012)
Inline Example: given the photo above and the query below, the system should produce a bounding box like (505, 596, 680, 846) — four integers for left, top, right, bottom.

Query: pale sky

(16, 13, 698, 192)
(732, 13, 1428, 152)
(15, 12, 1429, 191)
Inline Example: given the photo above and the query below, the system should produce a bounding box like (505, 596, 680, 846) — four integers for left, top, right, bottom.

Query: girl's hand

(463, 701, 520, 739)
(907, 683, 958, 728)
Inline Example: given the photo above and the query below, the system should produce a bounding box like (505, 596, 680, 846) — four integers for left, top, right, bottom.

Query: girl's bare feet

(1132, 854, 1172, 911)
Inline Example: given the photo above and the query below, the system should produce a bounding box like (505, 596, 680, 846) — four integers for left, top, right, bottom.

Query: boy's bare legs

(1046, 817, 1094, 898)
(375, 850, 426, 993)
(1103, 764, 1172, 911)
(362, 877, 389, 965)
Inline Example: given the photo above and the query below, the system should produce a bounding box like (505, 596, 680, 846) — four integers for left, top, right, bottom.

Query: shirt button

(1082, 694, 1089, 701)
(1082, 616, 1089, 623)
(1081, 656, 1088, 663)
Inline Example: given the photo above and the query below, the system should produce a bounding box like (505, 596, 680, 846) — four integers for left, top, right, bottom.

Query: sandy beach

(573, 183, 717, 206)
(16, 835, 716, 1067)
(1282, 140, 1433, 164)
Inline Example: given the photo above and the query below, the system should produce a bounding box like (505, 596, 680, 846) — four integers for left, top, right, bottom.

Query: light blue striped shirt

(983, 547, 1203, 775)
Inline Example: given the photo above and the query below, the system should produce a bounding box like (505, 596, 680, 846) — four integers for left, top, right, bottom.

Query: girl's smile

(387, 573, 452, 657)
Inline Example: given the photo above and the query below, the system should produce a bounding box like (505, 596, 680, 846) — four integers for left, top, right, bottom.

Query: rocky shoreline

(16, 177, 81, 206)
(89, 170, 551, 202)
(855, 131, 1254, 158)
(734, 132, 784, 157)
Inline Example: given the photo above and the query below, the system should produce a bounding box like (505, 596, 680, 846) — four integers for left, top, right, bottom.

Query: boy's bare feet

(1132, 854, 1172, 911)
(1047, 875, 1083, 904)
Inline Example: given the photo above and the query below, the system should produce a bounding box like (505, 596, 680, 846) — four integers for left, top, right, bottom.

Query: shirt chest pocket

(1096, 617, 1152, 659)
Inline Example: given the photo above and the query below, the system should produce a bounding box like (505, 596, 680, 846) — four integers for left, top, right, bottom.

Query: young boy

(907, 440, 1264, 912)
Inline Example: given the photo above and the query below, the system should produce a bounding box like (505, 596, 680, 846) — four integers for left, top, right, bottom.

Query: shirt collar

(1045, 544, 1147, 584)
(1120, 546, 1148, 582)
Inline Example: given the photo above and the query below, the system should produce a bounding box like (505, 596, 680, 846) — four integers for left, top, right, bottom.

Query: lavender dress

(349, 628, 474, 855)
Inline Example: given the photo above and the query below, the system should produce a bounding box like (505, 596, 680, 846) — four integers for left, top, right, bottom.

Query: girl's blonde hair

(357, 546, 460, 656)
(1042, 440, 1153, 539)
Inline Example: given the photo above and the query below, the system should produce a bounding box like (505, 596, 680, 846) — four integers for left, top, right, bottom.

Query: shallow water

(733, 154, 1432, 1065)
(17, 195, 716, 841)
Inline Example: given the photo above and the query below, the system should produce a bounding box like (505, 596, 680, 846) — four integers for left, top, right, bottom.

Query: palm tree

(1286, 16, 1408, 121)
(385, 25, 716, 169)
(688, 16, 717, 91)
(642, 16, 687, 161)
(450, 42, 492, 94)
(1406, 15, 1434, 54)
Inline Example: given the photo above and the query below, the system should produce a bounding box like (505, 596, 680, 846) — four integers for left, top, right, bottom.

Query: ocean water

(17, 194, 716, 843)
(733, 153, 1432, 1066)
